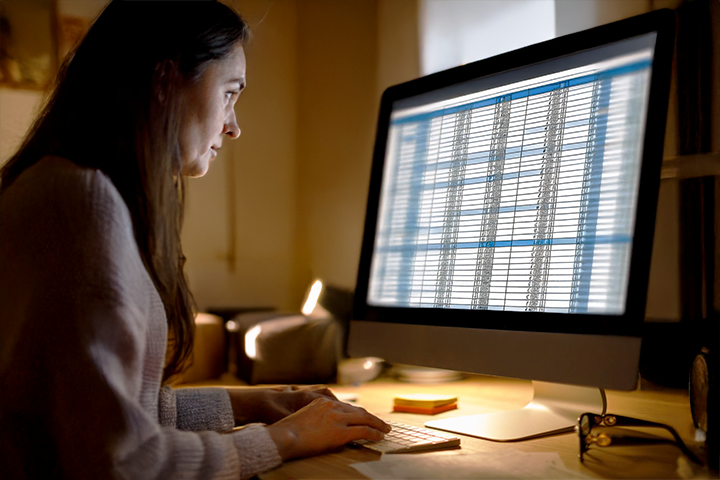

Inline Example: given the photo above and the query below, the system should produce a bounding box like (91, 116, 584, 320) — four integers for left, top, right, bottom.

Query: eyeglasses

(576, 413, 702, 465)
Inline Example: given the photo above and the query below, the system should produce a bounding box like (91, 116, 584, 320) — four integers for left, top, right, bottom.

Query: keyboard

(351, 421, 461, 453)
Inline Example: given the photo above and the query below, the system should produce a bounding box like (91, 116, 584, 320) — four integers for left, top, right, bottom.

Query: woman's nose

(224, 111, 240, 138)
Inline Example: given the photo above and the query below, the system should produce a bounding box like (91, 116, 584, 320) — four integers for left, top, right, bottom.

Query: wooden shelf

(661, 152, 720, 179)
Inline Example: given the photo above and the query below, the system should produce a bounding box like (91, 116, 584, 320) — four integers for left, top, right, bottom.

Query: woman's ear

(154, 59, 176, 104)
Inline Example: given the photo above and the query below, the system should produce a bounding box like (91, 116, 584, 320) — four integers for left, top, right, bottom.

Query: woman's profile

(0, 1, 389, 478)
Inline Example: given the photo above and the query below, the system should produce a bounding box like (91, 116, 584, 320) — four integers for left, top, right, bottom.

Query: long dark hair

(0, 0, 250, 381)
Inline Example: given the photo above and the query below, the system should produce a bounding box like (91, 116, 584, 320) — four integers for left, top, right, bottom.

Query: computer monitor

(348, 9, 675, 441)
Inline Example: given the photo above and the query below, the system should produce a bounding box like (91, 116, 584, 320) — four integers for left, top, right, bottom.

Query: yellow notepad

(393, 393, 458, 409)
(392, 402, 458, 415)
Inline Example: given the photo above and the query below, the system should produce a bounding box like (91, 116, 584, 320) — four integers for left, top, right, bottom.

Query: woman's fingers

(311, 386, 338, 400)
(337, 404, 391, 434)
(266, 396, 390, 460)
(314, 386, 337, 400)
(343, 425, 387, 443)
(288, 384, 339, 400)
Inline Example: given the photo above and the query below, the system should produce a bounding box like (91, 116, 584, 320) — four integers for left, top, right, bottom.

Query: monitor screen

(369, 35, 654, 316)
(348, 9, 675, 441)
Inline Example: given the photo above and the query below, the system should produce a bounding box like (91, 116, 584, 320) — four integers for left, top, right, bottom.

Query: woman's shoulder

(1, 156, 133, 242)
(15, 155, 115, 193)
(4, 155, 126, 214)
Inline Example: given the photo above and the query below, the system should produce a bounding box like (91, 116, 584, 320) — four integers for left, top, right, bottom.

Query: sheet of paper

(350, 449, 591, 479)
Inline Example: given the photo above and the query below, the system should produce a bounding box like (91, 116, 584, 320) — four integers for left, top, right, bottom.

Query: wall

(420, 0, 555, 75)
(554, 0, 652, 36)
(292, 0, 379, 303)
(376, 0, 420, 97)
(0, 0, 58, 162)
(294, 0, 421, 306)
(0, 89, 43, 162)
(183, 0, 300, 311)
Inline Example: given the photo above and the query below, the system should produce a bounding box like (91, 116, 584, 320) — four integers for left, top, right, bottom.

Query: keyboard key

(351, 421, 461, 453)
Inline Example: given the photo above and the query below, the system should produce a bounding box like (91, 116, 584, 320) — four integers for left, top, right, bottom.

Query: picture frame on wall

(0, 0, 57, 90)
(0, 0, 107, 91)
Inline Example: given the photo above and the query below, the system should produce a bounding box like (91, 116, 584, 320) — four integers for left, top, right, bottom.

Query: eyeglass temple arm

(610, 415, 702, 465)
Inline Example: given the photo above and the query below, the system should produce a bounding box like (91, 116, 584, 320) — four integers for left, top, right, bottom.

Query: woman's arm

(0, 158, 279, 479)
(226, 384, 338, 425)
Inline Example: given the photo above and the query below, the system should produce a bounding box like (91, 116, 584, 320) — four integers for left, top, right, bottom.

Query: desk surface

(260, 375, 712, 479)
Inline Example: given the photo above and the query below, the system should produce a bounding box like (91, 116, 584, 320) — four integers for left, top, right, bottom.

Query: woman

(0, 1, 389, 478)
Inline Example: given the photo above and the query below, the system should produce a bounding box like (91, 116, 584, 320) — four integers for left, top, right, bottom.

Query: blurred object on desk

(337, 357, 385, 385)
(390, 364, 463, 384)
(224, 280, 355, 385)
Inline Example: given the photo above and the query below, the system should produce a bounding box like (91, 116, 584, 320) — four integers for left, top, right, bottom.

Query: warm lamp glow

(244, 325, 262, 360)
(302, 280, 323, 316)
(195, 312, 218, 325)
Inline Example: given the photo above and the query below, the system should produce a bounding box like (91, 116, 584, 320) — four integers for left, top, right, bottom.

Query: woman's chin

(182, 158, 210, 178)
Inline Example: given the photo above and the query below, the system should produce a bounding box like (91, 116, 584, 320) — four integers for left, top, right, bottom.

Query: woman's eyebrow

(227, 77, 246, 87)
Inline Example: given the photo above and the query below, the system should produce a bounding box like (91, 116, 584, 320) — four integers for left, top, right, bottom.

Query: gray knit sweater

(0, 156, 282, 479)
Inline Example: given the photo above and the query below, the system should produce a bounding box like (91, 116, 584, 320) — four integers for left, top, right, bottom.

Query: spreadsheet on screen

(367, 40, 655, 315)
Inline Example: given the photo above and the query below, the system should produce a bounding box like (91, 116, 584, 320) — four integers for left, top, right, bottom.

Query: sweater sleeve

(159, 386, 235, 432)
(0, 158, 282, 480)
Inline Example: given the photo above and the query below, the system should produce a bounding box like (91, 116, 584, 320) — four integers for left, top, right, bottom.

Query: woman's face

(179, 42, 246, 177)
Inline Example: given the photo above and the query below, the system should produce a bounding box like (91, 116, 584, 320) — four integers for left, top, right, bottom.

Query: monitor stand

(425, 381, 607, 441)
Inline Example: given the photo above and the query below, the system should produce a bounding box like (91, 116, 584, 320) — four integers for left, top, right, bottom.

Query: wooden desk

(261, 375, 713, 479)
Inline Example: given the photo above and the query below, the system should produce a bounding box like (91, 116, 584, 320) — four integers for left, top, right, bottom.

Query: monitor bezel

(353, 9, 676, 338)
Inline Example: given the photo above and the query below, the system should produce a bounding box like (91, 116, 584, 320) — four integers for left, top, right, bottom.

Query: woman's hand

(266, 397, 391, 460)
(227, 385, 339, 426)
